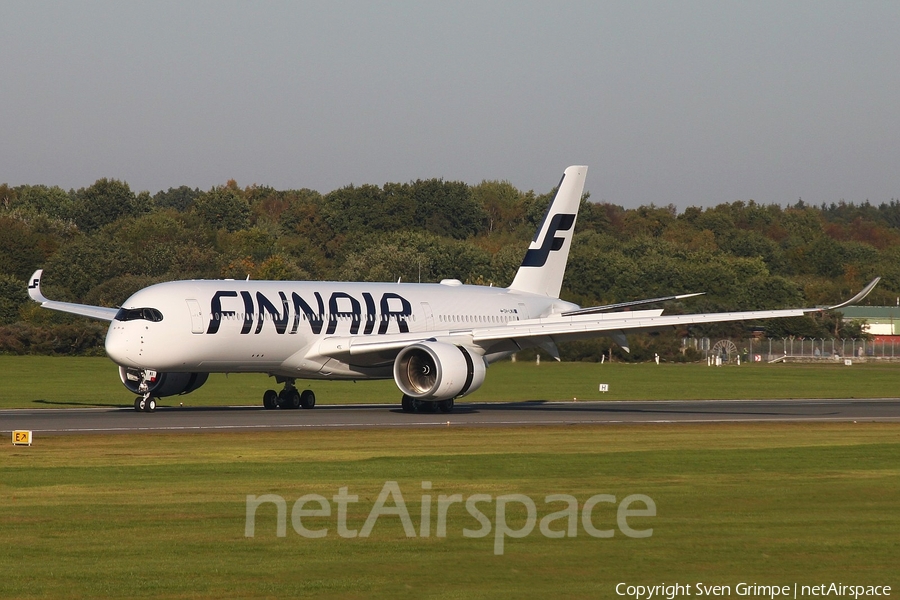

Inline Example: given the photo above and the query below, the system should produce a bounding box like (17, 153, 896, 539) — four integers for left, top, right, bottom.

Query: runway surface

(2, 398, 899, 435)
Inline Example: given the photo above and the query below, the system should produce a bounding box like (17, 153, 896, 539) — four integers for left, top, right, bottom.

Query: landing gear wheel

(299, 390, 316, 409)
(135, 396, 156, 412)
(401, 395, 416, 413)
(280, 389, 301, 409)
(263, 389, 278, 410)
(438, 399, 454, 413)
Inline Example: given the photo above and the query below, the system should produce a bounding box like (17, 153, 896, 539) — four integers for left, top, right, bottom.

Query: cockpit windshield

(115, 307, 164, 322)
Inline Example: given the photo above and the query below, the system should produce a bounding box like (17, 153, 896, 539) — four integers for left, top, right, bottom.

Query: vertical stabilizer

(508, 165, 587, 297)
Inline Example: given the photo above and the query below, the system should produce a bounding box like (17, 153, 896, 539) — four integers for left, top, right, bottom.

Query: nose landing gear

(133, 371, 158, 412)
(133, 394, 157, 412)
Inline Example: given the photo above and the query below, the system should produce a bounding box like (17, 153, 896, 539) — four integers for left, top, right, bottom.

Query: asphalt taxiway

(2, 398, 899, 435)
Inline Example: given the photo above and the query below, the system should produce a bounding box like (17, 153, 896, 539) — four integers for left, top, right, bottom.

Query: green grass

(1, 355, 899, 409)
(1, 423, 898, 598)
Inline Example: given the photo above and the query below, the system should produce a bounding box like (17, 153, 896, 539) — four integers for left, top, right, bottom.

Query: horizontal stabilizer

(561, 293, 705, 317)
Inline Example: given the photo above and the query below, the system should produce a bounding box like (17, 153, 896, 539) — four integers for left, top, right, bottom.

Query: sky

(2, 1, 899, 209)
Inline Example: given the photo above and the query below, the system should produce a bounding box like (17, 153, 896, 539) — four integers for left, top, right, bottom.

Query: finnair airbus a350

(28, 166, 879, 413)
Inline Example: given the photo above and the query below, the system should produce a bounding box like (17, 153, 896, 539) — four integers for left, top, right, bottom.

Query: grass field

(1, 423, 898, 599)
(1, 356, 900, 409)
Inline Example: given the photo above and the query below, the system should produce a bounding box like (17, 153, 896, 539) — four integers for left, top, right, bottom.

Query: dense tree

(409, 179, 487, 239)
(470, 180, 528, 235)
(43, 234, 129, 300)
(0, 184, 13, 210)
(218, 227, 277, 265)
(321, 183, 391, 234)
(0, 274, 27, 325)
(254, 254, 310, 281)
(153, 186, 202, 212)
(3, 171, 900, 357)
(4, 184, 75, 221)
(719, 230, 783, 272)
(192, 182, 251, 232)
(82, 275, 160, 307)
(338, 231, 492, 284)
(0, 216, 45, 280)
(73, 178, 147, 232)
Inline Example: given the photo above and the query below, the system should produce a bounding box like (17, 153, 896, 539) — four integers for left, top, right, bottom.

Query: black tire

(146, 398, 157, 412)
(134, 397, 143, 411)
(438, 399, 454, 413)
(300, 389, 316, 409)
(401, 395, 415, 413)
(263, 389, 278, 410)
(282, 389, 301, 409)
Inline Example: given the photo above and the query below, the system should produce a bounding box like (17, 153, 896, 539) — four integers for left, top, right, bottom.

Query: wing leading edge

(477, 277, 882, 346)
(311, 278, 881, 361)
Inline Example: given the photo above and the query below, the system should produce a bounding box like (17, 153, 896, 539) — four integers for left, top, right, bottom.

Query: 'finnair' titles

(203, 289, 413, 336)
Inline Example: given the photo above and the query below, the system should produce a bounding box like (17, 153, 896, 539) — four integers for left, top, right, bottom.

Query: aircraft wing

(26, 270, 119, 321)
(475, 277, 881, 354)
(473, 306, 808, 349)
(314, 305, 812, 362)
(475, 277, 880, 352)
(316, 277, 880, 361)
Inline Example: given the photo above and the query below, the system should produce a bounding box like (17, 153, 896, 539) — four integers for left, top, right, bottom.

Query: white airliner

(27, 166, 879, 413)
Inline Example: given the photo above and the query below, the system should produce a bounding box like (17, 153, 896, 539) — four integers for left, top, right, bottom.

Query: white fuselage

(104, 279, 577, 380)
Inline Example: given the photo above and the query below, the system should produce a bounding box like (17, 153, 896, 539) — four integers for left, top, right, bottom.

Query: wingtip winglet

(27, 269, 47, 303)
(827, 276, 881, 311)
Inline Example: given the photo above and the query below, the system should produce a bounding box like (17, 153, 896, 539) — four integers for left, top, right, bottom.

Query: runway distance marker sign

(12, 430, 32, 446)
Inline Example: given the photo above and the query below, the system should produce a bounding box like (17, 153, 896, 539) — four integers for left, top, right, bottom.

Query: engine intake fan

(393, 342, 486, 400)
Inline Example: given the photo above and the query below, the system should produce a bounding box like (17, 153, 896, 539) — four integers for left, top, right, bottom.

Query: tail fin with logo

(508, 165, 588, 297)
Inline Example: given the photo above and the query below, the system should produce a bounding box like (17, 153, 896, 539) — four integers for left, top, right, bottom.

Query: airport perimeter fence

(683, 337, 900, 363)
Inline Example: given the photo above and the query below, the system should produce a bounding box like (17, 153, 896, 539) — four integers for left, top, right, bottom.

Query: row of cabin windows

(210, 312, 519, 324)
(440, 314, 518, 323)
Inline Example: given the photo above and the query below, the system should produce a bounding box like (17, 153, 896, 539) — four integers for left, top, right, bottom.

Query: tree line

(1, 176, 895, 360)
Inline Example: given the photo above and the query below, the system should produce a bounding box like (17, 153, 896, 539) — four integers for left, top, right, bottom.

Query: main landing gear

(263, 380, 315, 410)
(401, 395, 454, 414)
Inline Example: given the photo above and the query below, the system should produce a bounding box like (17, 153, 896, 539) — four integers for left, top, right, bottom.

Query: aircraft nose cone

(105, 325, 134, 366)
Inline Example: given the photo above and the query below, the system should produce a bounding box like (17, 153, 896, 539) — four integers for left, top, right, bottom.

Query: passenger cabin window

(115, 307, 164, 322)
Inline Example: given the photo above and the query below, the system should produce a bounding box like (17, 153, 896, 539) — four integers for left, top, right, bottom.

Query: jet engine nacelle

(119, 366, 209, 398)
(393, 342, 486, 400)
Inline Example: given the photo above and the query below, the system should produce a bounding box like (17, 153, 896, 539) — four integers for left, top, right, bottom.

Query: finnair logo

(206, 289, 412, 336)
(520, 213, 576, 268)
